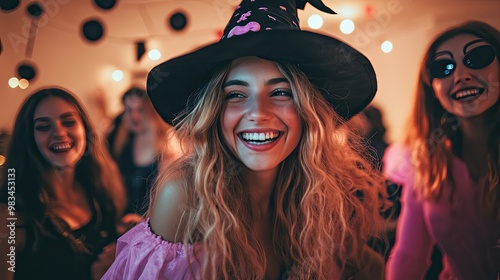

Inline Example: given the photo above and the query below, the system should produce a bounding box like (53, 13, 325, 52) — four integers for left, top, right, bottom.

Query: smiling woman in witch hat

(103, 0, 387, 279)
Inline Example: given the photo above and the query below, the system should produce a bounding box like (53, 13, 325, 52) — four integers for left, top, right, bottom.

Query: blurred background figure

(0, 87, 126, 280)
(107, 87, 176, 217)
(349, 105, 400, 261)
(348, 105, 389, 171)
(385, 21, 500, 280)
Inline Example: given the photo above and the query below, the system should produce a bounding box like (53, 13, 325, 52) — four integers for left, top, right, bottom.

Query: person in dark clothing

(348, 105, 389, 171)
(0, 87, 126, 280)
(107, 87, 179, 216)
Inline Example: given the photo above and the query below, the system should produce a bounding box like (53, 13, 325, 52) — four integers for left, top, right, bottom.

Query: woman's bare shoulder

(149, 177, 191, 243)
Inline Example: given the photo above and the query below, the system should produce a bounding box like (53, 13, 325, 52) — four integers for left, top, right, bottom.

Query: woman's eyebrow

(34, 117, 50, 123)
(223, 79, 248, 88)
(266, 77, 289, 86)
(60, 112, 77, 118)
(223, 77, 289, 88)
(463, 38, 486, 53)
(434, 50, 453, 59)
(34, 112, 77, 122)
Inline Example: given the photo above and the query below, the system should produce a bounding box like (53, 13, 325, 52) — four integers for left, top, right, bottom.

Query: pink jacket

(384, 144, 500, 280)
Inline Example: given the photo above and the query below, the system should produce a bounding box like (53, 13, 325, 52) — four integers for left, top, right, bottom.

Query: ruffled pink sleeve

(102, 218, 204, 280)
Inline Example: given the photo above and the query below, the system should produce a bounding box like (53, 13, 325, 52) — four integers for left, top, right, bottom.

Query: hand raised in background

(91, 242, 117, 280)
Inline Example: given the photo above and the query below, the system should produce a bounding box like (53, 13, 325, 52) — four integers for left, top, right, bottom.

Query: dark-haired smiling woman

(0, 87, 126, 280)
(384, 21, 500, 279)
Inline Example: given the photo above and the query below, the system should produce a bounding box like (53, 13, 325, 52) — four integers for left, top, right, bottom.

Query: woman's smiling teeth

(240, 131, 280, 145)
(452, 88, 484, 100)
(49, 142, 73, 153)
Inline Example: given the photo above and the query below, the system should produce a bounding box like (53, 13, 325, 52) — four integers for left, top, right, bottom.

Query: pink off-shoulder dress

(102, 219, 204, 280)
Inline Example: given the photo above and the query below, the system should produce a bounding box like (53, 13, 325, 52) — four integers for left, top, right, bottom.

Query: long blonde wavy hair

(404, 21, 500, 219)
(153, 59, 385, 279)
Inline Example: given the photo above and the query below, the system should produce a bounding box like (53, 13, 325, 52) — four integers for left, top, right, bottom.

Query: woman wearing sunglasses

(385, 21, 500, 279)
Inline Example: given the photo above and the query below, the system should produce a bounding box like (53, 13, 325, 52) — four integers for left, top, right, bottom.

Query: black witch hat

(147, 0, 377, 125)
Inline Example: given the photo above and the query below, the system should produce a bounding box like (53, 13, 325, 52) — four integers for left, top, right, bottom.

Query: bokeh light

(340, 19, 355, 34)
(18, 78, 29, 89)
(148, 49, 161, 61)
(112, 70, 124, 81)
(8, 77, 19, 88)
(308, 14, 323, 29)
(381, 40, 393, 53)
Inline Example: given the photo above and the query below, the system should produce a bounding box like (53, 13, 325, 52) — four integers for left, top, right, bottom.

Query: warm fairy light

(340, 19, 355, 34)
(8, 77, 19, 88)
(381, 40, 393, 53)
(112, 70, 124, 81)
(337, 6, 357, 18)
(0, 155, 5, 166)
(148, 49, 161, 61)
(18, 78, 29, 89)
(308, 14, 323, 29)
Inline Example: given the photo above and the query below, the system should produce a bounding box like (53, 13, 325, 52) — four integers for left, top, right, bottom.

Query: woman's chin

(49, 160, 78, 171)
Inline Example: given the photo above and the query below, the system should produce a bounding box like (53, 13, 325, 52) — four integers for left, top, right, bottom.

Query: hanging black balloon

(169, 12, 188, 31)
(26, 2, 43, 17)
(93, 0, 116, 10)
(82, 19, 104, 42)
(17, 62, 37, 81)
(0, 0, 20, 12)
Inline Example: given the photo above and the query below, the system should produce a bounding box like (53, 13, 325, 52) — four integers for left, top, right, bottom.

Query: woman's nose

(453, 61, 473, 84)
(245, 95, 272, 122)
(52, 121, 67, 137)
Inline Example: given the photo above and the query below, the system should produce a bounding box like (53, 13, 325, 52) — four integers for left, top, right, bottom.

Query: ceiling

(1, 0, 499, 142)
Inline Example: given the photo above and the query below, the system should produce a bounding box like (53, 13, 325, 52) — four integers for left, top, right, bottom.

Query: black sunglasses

(429, 45, 497, 79)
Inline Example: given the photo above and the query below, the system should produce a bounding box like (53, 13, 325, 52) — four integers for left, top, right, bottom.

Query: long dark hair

(0, 87, 126, 250)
